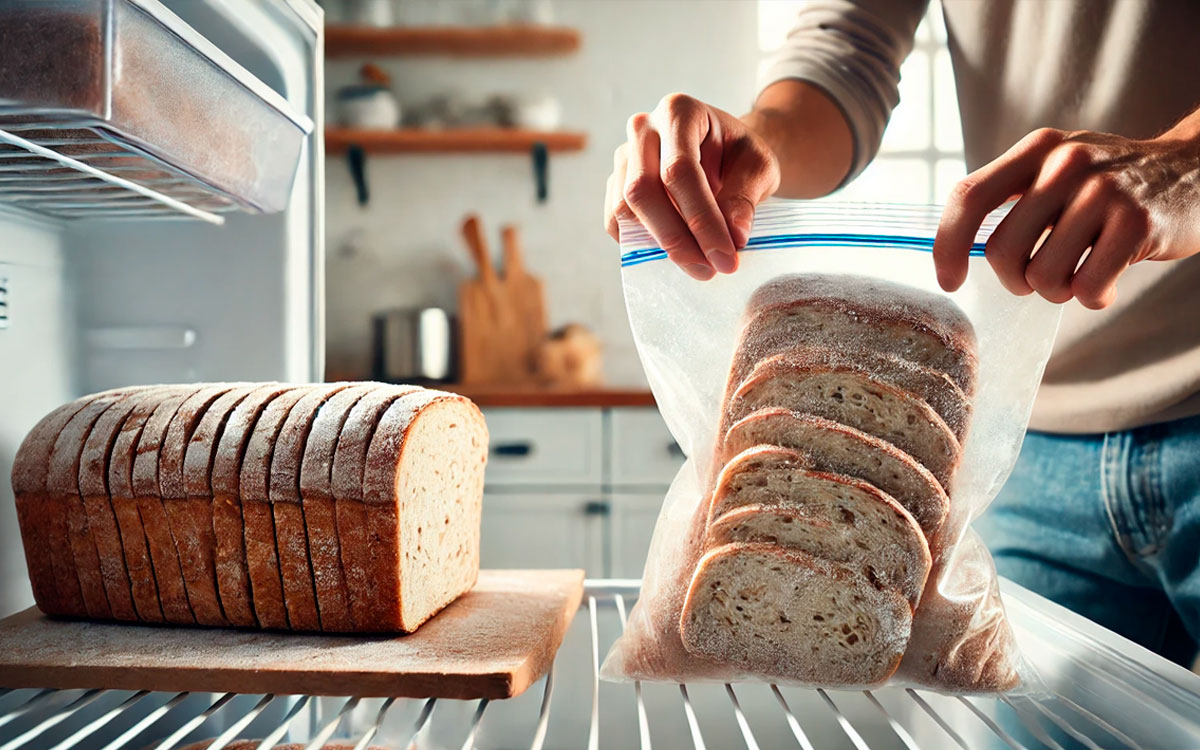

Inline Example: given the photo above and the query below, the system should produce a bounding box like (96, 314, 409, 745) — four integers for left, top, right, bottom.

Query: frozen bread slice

(161, 384, 241, 626)
(133, 387, 205, 624)
(269, 383, 350, 632)
(78, 391, 161, 621)
(211, 384, 293, 627)
(732, 273, 978, 396)
(182, 385, 260, 626)
(331, 385, 422, 631)
(708, 445, 930, 606)
(723, 409, 948, 538)
(298, 383, 377, 632)
(47, 388, 143, 619)
(679, 542, 912, 687)
(241, 386, 313, 630)
(360, 389, 488, 632)
(728, 353, 961, 490)
(13, 394, 98, 616)
(110, 388, 181, 622)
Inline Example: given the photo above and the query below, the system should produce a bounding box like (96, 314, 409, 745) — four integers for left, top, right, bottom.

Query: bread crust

(298, 383, 378, 632)
(240, 386, 313, 630)
(269, 384, 350, 632)
(133, 387, 206, 624)
(13, 396, 94, 616)
(210, 384, 293, 627)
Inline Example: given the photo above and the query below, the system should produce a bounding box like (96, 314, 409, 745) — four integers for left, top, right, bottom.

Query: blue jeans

(977, 414, 1200, 667)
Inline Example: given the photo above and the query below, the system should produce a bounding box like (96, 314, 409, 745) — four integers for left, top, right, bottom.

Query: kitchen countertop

(440, 384, 656, 408)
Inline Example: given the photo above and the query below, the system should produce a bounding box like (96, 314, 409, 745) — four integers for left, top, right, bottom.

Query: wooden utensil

(501, 224, 548, 373)
(459, 215, 521, 384)
(0, 569, 585, 700)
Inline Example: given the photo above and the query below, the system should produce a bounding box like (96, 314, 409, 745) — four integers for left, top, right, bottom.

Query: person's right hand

(604, 93, 780, 280)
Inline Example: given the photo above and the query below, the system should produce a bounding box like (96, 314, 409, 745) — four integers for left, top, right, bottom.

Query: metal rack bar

(0, 690, 56, 730)
(862, 690, 920, 750)
(1029, 699, 1105, 750)
(957, 695, 1027, 750)
(529, 663, 556, 750)
(1058, 695, 1140, 750)
(588, 596, 601, 750)
(770, 685, 816, 750)
(458, 699, 488, 750)
(253, 695, 311, 750)
(304, 697, 359, 750)
(98, 692, 190, 750)
(154, 692, 236, 750)
(817, 689, 871, 750)
(613, 594, 652, 750)
(49, 690, 150, 750)
(397, 699, 434, 750)
(678, 685, 706, 750)
(906, 688, 971, 750)
(205, 694, 275, 750)
(1001, 696, 1067, 750)
(0, 689, 104, 750)
(724, 685, 761, 750)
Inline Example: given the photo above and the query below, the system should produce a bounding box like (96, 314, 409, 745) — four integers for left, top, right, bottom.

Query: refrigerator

(1, 2, 1199, 748)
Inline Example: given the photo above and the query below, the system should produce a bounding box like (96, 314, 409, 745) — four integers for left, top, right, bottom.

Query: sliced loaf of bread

(707, 445, 930, 606)
(723, 409, 949, 538)
(679, 542, 912, 687)
(360, 389, 488, 632)
(728, 355, 961, 490)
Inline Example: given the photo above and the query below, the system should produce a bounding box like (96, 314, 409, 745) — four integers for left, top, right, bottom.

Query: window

(758, 0, 966, 203)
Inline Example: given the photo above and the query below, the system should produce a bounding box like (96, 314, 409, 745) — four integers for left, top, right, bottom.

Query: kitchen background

(321, 0, 965, 386)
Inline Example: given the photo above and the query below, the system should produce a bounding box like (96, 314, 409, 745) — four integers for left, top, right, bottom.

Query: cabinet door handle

(492, 441, 534, 457)
(583, 500, 611, 516)
(667, 441, 685, 458)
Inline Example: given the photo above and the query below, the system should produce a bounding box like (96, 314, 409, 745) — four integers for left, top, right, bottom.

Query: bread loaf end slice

(269, 384, 350, 632)
(299, 384, 377, 632)
(723, 409, 948, 538)
(211, 384, 293, 627)
(361, 389, 488, 632)
(13, 396, 94, 616)
(679, 542, 912, 687)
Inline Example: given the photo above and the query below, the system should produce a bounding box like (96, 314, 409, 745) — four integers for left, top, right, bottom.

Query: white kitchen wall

(0, 214, 74, 616)
(323, 0, 760, 384)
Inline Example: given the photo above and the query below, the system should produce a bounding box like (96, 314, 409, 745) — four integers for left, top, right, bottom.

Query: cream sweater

(761, 0, 1200, 433)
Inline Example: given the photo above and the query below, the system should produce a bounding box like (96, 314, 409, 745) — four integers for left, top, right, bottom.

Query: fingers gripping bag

(600, 201, 1062, 692)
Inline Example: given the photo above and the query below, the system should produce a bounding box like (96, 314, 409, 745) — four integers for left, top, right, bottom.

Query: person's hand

(933, 126, 1200, 308)
(604, 94, 780, 280)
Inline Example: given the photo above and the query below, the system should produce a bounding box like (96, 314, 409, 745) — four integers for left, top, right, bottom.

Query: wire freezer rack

(0, 580, 1197, 749)
(0, 121, 238, 225)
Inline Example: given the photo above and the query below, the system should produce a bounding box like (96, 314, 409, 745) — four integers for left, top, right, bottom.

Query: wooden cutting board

(0, 569, 583, 700)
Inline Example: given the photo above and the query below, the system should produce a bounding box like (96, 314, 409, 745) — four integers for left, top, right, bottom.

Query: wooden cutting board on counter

(0, 569, 583, 700)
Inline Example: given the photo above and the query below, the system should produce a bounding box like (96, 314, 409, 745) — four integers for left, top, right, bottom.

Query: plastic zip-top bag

(601, 201, 1062, 692)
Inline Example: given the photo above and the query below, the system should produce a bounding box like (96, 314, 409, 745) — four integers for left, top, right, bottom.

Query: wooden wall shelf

(325, 128, 587, 154)
(326, 25, 581, 57)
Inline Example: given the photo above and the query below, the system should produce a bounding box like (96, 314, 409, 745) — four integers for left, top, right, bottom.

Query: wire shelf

(0, 581, 1196, 749)
(0, 122, 237, 225)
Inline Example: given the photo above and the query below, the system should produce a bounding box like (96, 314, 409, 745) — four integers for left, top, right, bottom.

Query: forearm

(741, 80, 855, 199)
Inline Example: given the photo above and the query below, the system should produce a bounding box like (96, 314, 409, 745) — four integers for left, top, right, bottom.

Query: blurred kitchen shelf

(440, 385, 655, 408)
(325, 24, 581, 57)
(325, 128, 587, 154)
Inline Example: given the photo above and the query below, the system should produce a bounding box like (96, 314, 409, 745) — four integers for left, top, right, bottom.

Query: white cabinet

(481, 408, 605, 486)
(609, 492, 666, 579)
(610, 407, 685, 486)
(480, 493, 606, 576)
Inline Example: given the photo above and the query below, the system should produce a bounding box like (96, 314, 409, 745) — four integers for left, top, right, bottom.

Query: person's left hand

(932, 126, 1200, 308)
